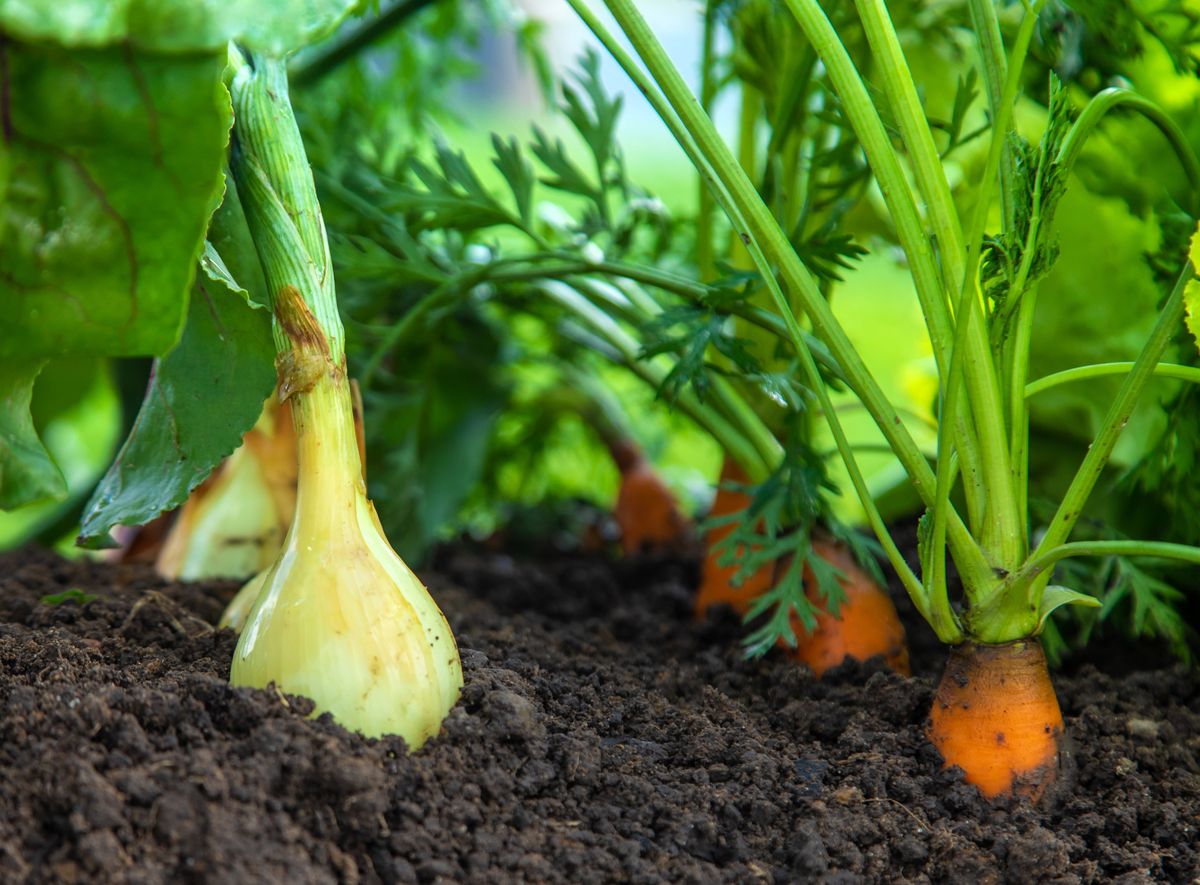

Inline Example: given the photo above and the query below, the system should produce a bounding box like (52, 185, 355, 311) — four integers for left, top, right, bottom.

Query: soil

(0, 541, 1197, 884)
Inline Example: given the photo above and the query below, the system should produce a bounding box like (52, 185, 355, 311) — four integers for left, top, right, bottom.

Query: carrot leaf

(1037, 585, 1101, 633)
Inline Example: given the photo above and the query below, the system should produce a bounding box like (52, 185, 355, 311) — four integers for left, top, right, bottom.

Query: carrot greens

(564, 0, 1200, 796)
(318, 49, 906, 663)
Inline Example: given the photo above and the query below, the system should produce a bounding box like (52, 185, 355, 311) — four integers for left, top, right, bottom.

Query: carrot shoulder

(927, 640, 1063, 800)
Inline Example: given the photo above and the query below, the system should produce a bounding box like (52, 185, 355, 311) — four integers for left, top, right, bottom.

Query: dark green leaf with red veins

(76, 253, 275, 548)
(0, 0, 367, 516)
(0, 0, 370, 364)
(0, 0, 364, 55)
(0, 361, 68, 510)
(0, 43, 230, 360)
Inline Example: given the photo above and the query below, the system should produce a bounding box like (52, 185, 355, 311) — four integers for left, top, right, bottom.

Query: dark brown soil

(0, 544, 1197, 884)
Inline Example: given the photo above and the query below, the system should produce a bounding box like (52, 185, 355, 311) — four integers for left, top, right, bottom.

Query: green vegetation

(39, 589, 97, 607)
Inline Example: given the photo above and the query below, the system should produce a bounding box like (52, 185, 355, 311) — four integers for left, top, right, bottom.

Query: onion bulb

(157, 398, 296, 581)
(228, 53, 461, 748)
(230, 290, 462, 747)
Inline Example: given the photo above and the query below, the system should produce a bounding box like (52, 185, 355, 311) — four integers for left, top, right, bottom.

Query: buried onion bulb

(230, 294, 462, 747)
(226, 53, 460, 748)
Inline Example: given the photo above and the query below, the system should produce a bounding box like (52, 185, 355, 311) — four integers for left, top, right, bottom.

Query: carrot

(784, 538, 911, 677)
(927, 640, 1063, 800)
(695, 456, 909, 675)
(564, 372, 690, 555)
(694, 457, 773, 618)
(610, 438, 691, 554)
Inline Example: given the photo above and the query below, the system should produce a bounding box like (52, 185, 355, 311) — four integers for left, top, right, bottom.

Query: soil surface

(0, 542, 1197, 884)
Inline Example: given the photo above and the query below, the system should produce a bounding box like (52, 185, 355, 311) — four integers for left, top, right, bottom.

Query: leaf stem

(1025, 362, 1200, 398)
(928, 2, 1045, 621)
(696, 0, 719, 281)
(784, 0, 1022, 581)
(1057, 88, 1200, 212)
(966, 0, 1016, 233)
(1012, 540, 1200, 587)
(1022, 258, 1194, 606)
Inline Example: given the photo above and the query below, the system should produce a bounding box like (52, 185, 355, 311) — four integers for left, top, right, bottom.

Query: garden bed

(0, 541, 1196, 884)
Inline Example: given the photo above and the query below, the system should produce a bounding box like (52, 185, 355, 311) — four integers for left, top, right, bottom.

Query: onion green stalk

(227, 49, 461, 746)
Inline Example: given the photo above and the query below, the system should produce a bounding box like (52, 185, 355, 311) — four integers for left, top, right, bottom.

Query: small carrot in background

(784, 538, 909, 677)
(695, 457, 773, 617)
(697, 454, 910, 677)
(928, 641, 1063, 800)
(607, 436, 691, 555)
(565, 370, 692, 555)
